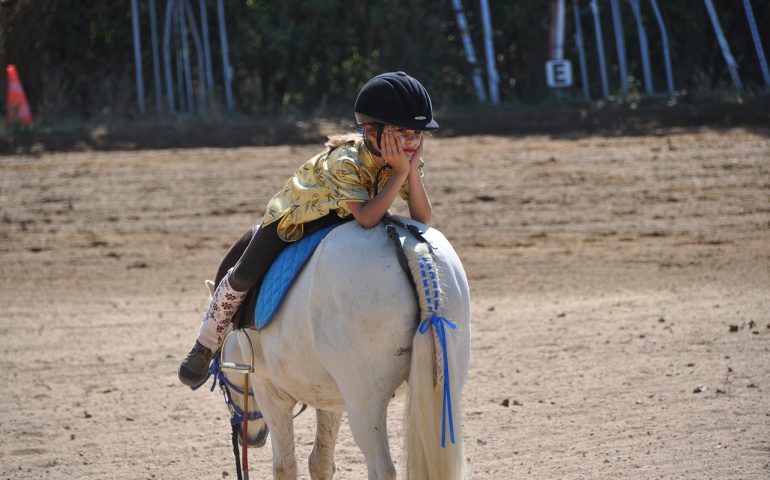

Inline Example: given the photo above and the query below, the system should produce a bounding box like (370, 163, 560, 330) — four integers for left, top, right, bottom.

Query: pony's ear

(205, 280, 216, 298)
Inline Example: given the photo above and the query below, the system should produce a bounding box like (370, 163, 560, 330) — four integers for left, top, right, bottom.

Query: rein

(382, 214, 435, 251)
(194, 331, 308, 480)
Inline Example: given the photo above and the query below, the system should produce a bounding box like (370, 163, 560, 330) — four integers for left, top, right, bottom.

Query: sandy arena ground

(1, 128, 768, 479)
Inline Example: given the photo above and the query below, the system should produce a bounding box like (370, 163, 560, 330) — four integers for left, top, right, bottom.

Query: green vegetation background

(0, 0, 768, 124)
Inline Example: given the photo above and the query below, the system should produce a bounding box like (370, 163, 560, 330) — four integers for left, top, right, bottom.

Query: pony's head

(220, 330, 269, 448)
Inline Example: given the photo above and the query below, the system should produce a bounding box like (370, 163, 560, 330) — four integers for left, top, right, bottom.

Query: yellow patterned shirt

(262, 137, 421, 242)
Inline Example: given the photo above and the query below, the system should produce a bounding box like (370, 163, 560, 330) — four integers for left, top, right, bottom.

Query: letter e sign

(546, 59, 573, 88)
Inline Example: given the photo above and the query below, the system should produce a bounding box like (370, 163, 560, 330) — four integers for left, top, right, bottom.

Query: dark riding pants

(227, 213, 346, 293)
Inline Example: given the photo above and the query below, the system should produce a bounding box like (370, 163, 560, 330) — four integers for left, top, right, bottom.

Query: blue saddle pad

(254, 223, 340, 330)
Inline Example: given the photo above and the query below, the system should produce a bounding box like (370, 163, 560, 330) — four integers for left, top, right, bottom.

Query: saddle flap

(254, 223, 341, 330)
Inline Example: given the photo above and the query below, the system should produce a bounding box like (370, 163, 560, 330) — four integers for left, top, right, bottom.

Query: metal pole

(550, 0, 566, 60)
(610, 0, 629, 96)
(184, 0, 207, 113)
(703, 0, 743, 92)
(649, 0, 673, 95)
(549, 0, 566, 99)
(131, 0, 146, 116)
(178, 0, 195, 114)
(451, 0, 487, 103)
(217, 0, 235, 111)
(479, 0, 499, 105)
(162, 0, 176, 113)
(199, 0, 216, 99)
(628, 0, 653, 95)
(572, 0, 591, 101)
(742, 0, 770, 87)
(149, 0, 163, 113)
(174, 3, 187, 112)
(589, 0, 610, 99)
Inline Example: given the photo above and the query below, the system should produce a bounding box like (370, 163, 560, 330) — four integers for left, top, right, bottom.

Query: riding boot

(178, 272, 247, 388)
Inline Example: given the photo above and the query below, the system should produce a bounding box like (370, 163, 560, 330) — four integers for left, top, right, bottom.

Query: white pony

(219, 217, 471, 480)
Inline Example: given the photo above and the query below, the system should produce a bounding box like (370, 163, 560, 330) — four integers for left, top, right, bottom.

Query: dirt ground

(1, 127, 768, 479)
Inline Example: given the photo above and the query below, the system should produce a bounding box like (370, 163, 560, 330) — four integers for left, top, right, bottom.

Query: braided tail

(403, 243, 464, 479)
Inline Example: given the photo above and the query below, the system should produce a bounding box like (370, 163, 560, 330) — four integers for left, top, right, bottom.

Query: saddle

(215, 222, 342, 330)
(215, 216, 435, 331)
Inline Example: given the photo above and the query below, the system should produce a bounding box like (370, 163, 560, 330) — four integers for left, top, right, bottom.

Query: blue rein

(417, 255, 457, 448)
(194, 355, 263, 425)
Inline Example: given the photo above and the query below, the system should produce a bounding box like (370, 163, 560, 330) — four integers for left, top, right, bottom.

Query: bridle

(196, 328, 307, 480)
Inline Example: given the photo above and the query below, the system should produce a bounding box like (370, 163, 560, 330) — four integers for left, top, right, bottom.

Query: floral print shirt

(262, 137, 421, 242)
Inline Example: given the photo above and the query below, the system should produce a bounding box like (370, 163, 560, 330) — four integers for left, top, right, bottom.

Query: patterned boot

(178, 273, 247, 388)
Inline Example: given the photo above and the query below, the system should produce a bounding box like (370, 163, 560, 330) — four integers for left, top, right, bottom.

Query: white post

(479, 0, 499, 105)
(546, 0, 573, 94)
(199, 0, 216, 99)
(589, 0, 610, 99)
(173, 3, 186, 111)
(572, 0, 590, 101)
(628, 0, 653, 95)
(178, 0, 195, 114)
(550, 0, 566, 60)
(162, 0, 177, 113)
(131, 0, 146, 115)
(149, 0, 163, 113)
(742, 0, 770, 87)
(703, 0, 743, 92)
(184, 0, 207, 112)
(451, 0, 487, 102)
(610, 0, 629, 96)
(217, 0, 235, 111)
(649, 0, 674, 95)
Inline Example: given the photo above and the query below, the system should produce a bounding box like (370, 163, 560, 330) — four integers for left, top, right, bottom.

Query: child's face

(391, 128, 423, 147)
(365, 124, 423, 157)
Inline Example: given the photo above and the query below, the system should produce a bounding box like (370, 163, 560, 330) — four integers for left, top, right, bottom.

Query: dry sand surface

(1, 128, 768, 479)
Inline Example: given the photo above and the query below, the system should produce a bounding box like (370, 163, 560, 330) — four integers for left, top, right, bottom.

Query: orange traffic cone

(6, 64, 33, 125)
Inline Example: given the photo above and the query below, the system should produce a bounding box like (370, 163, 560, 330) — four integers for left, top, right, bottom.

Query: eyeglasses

(392, 128, 424, 138)
(362, 123, 425, 139)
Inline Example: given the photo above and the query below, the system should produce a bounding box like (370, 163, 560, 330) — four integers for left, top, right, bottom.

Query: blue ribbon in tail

(417, 256, 457, 448)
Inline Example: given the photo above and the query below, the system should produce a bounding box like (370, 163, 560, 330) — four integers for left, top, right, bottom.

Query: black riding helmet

(354, 71, 439, 132)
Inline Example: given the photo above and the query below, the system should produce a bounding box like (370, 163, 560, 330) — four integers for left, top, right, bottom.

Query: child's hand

(409, 137, 424, 175)
(380, 128, 410, 173)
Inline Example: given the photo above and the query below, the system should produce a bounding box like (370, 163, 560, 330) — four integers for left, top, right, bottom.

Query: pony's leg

(308, 410, 342, 480)
(266, 409, 297, 479)
(346, 397, 396, 480)
(253, 382, 299, 479)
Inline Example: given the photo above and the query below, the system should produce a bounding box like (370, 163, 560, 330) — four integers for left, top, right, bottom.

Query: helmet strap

(376, 123, 384, 150)
(362, 123, 385, 158)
